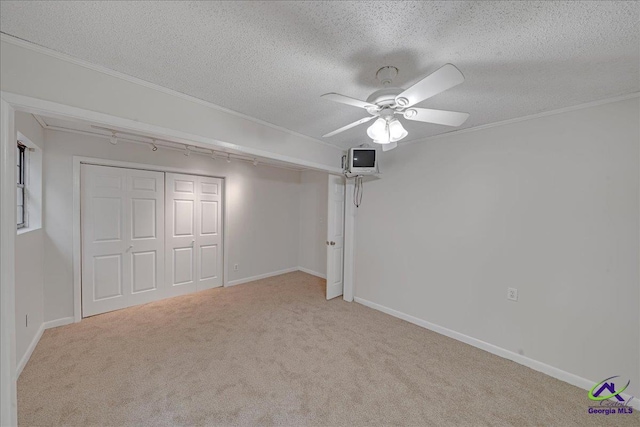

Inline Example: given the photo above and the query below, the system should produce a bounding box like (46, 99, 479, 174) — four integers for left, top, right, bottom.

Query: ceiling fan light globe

(388, 119, 408, 142)
(367, 117, 388, 140)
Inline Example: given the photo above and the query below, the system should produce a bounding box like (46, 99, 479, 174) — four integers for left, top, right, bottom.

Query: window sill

(17, 226, 42, 236)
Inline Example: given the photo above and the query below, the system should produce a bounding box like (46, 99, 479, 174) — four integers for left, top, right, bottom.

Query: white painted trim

(342, 179, 356, 302)
(400, 92, 640, 148)
(226, 267, 299, 287)
(16, 324, 44, 378)
(72, 156, 230, 321)
(354, 296, 640, 410)
(17, 316, 77, 378)
(223, 181, 230, 288)
(31, 113, 47, 129)
(0, 34, 340, 151)
(72, 159, 81, 323)
(0, 98, 18, 426)
(43, 317, 75, 330)
(1, 91, 344, 175)
(297, 267, 326, 279)
(75, 156, 228, 177)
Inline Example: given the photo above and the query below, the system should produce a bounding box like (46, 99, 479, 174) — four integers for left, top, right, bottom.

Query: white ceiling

(1, 1, 638, 149)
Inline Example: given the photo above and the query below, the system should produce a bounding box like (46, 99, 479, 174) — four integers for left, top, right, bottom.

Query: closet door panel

(197, 176, 224, 290)
(82, 165, 164, 316)
(82, 165, 129, 316)
(127, 168, 165, 306)
(165, 173, 198, 297)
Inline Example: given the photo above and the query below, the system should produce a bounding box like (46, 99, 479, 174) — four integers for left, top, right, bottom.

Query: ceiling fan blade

(395, 64, 465, 108)
(321, 93, 376, 110)
(382, 142, 397, 152)
(322, 116, 376, 138)
(404, 108, 469, 127)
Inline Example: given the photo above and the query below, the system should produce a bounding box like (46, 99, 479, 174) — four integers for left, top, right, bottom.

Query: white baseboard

(354, 297, 640, 410)
(297, 266, 326, 279)
(16, 323, 44, 378)
(225, 267, 299, 287)
(43, 317, 75, 329)
(16, 316, 75, 377)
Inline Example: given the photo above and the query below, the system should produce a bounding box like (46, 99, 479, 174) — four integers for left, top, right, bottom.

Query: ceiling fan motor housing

(366, 87, 403, 107)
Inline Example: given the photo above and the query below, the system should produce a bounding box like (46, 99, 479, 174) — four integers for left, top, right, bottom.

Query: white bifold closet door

(165, 173, 223, 297)
(81, 165, 165, 317)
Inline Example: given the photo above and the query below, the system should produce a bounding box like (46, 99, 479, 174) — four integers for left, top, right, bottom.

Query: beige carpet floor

(19, 272, 637, 426)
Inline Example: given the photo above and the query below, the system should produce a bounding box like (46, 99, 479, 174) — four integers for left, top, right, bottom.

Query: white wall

(14, 230, 44, 369)
(43, 130, 301, 322)
(298, 170, 328, 277)
(355, 98, 640, 396)
(14, 112, 45, 373)
(0, 37, 343, 172)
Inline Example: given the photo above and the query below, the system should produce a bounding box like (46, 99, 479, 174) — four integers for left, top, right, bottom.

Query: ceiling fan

(321, 64, 469, 151)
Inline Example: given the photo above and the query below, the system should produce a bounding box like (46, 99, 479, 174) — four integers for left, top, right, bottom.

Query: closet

(81, 164, 223, 317)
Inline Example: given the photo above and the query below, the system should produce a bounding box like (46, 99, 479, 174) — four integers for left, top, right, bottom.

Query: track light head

(210, 150, 216, 160)
(184, 146, 190, 157)
(226, 154, 231, 163)
(109, 132, 118, 145)
(151, 140, 158, 151)
(253, 159, 258, 166)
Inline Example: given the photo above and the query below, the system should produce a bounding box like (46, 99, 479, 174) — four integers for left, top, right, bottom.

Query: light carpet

(18, 272, 637, 426)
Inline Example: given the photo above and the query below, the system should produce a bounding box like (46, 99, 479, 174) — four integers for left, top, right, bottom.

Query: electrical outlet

(234, 264, 239, 271)
(507, 288, 518, 301)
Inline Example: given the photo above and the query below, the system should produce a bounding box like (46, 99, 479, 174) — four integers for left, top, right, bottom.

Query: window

(17, 142, 26, 229)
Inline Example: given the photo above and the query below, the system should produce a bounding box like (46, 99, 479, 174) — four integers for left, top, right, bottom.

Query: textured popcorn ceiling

(1, 1, 638, 149)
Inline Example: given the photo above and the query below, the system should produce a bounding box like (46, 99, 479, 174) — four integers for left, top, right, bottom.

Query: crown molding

(0, 33, 342, 152)
(399, 92, 640, 148)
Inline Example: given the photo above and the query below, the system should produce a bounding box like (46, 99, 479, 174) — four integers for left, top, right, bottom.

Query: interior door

(165, 173, 198, 297)
(166, 173, 224, 295)
(81, 165, 164, 317)
(127, 168, 165, 307)
(196, 176, 223, 290)
(326, 174, 345, 300)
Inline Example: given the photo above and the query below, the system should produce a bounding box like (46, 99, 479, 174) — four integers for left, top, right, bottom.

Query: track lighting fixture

(90, 127, 289, 169)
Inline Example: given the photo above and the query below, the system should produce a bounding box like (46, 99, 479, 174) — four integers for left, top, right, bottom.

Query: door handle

(330, 241, 336, 246)
(191, 240, 195, 247)
(126, 245, 133, 252)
